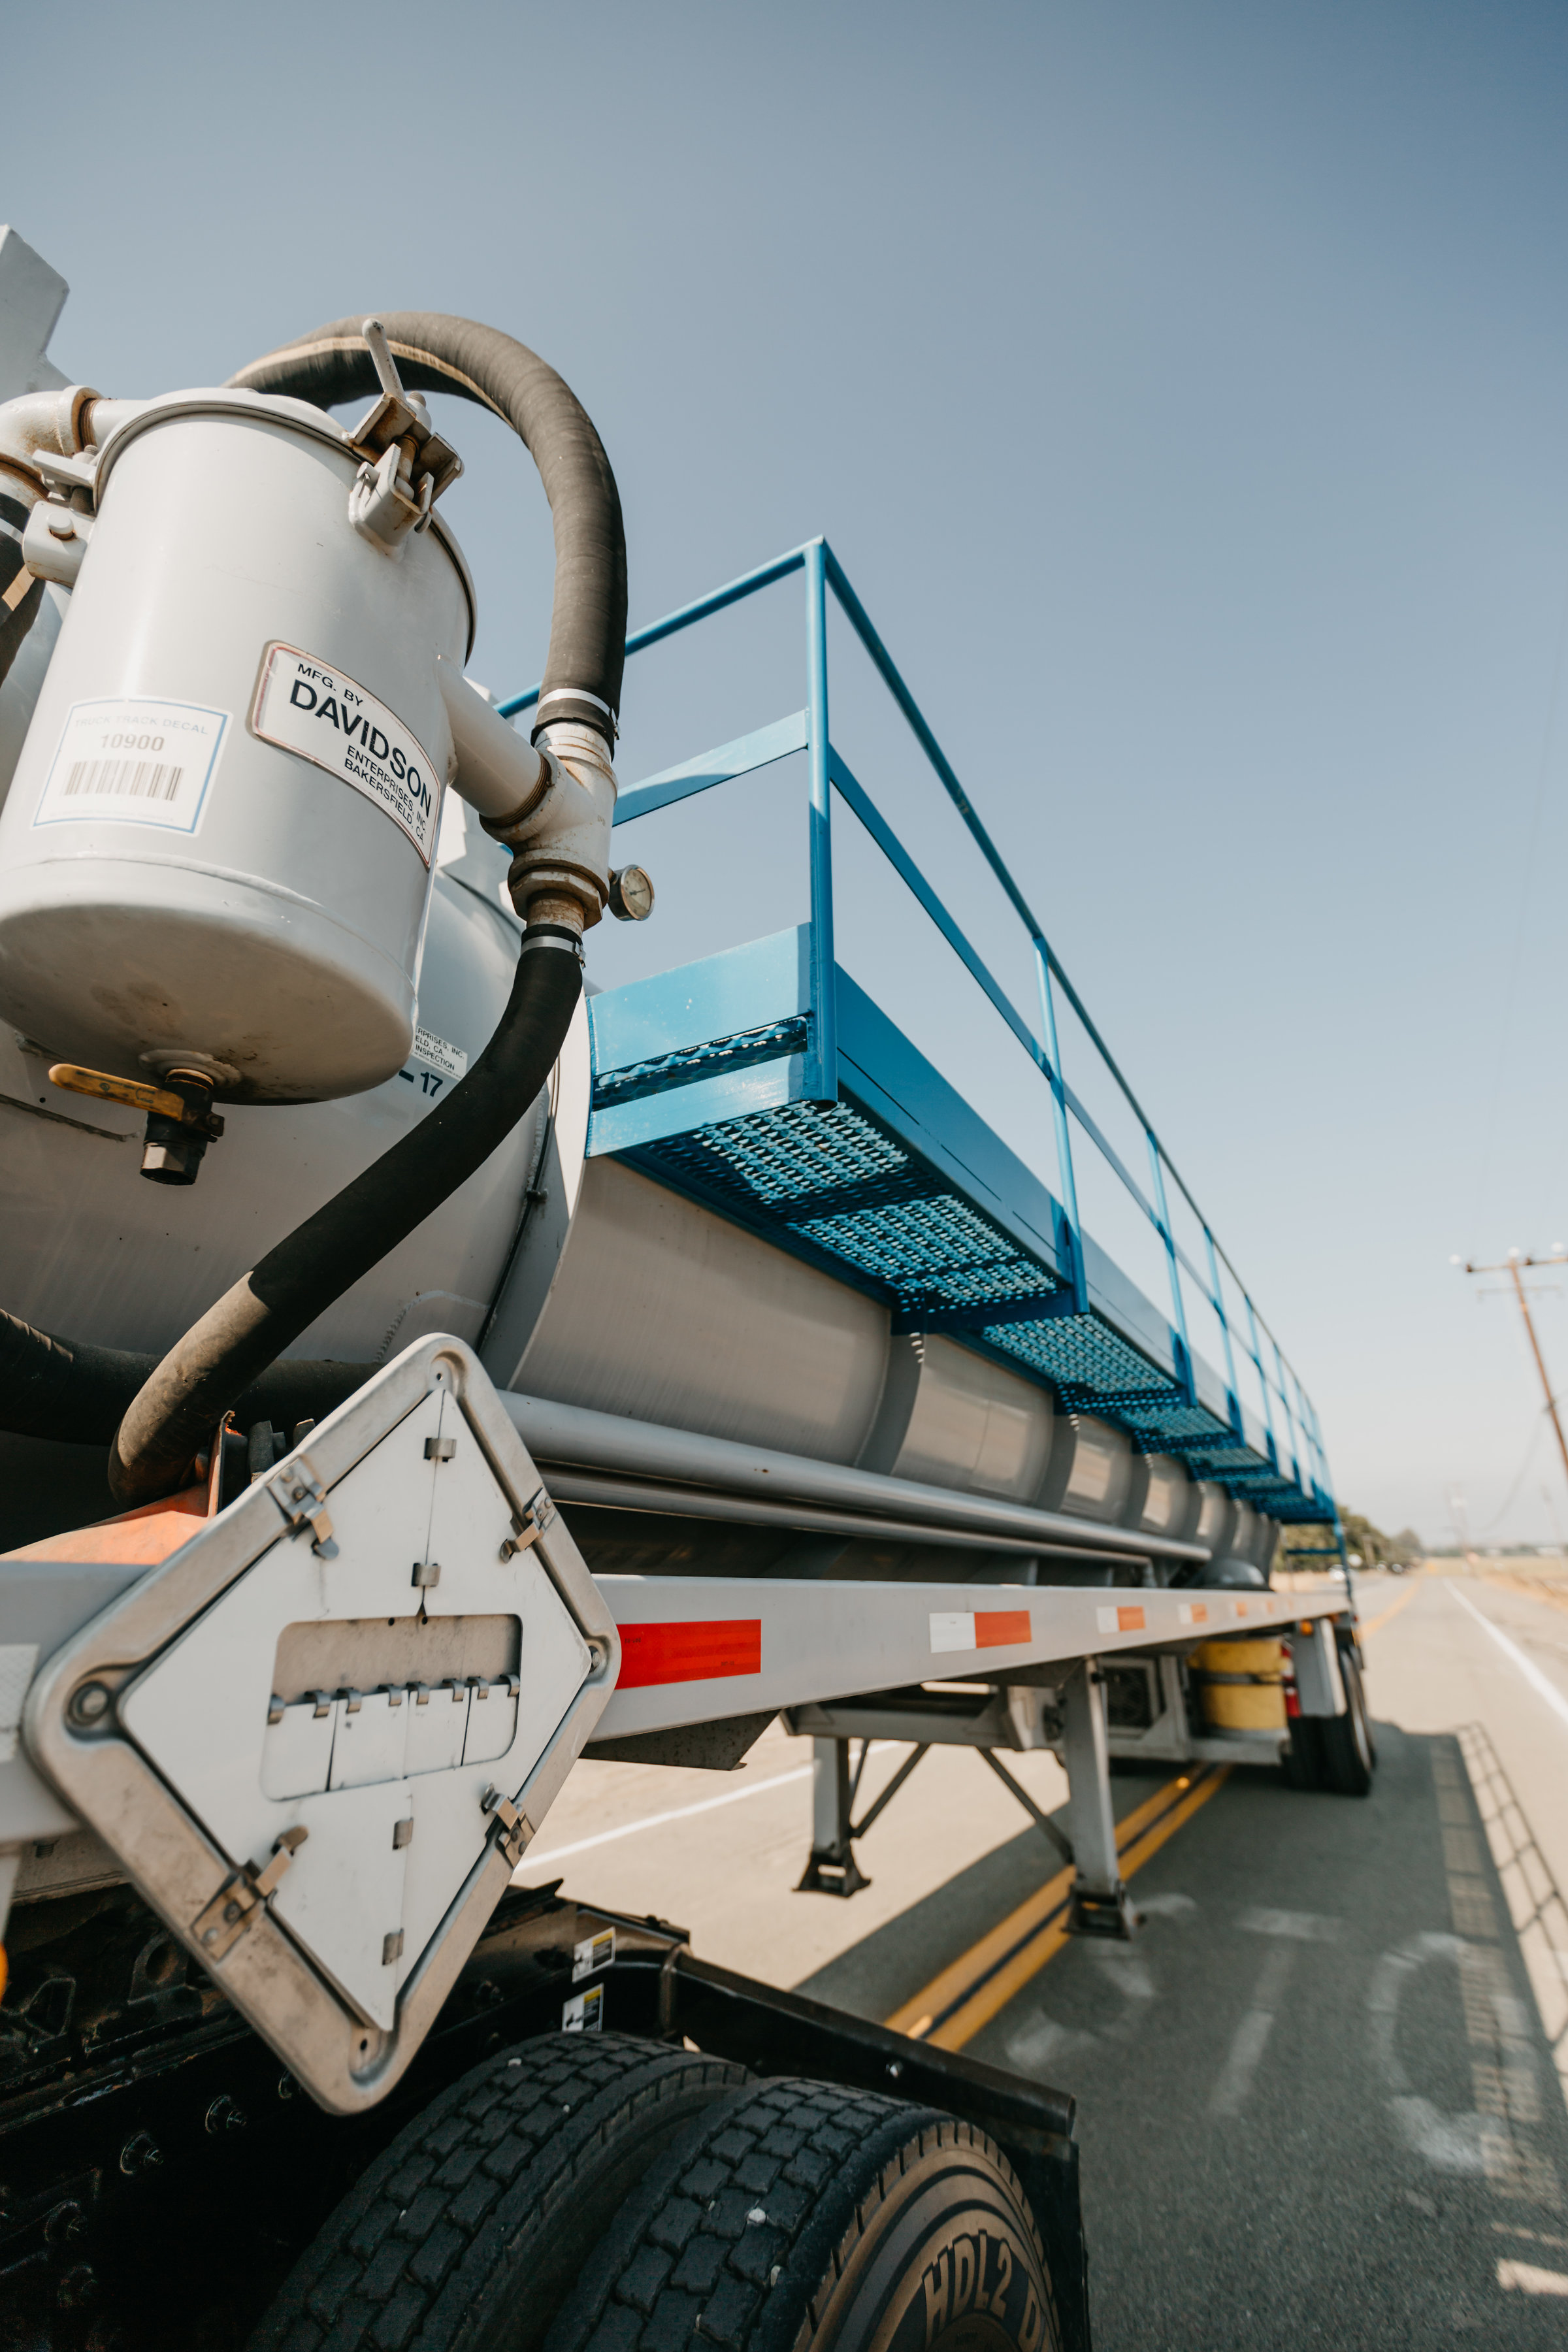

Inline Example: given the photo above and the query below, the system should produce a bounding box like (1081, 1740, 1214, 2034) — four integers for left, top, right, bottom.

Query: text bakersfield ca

(251, 644, 442, 862)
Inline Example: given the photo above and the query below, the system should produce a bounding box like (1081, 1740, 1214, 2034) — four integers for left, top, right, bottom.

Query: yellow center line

(886, 1765, 1230, 2053)
(1360, 1580, 1422, 1641)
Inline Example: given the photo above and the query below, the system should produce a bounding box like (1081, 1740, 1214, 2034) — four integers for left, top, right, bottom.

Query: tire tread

(248, 2034, 745, 2352)
(547, 2081, 1053, 2352)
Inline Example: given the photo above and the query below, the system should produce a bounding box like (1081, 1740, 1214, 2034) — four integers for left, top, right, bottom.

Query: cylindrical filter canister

(1190, 1636, 1288, 1731)
(0, 389, 476, 1102)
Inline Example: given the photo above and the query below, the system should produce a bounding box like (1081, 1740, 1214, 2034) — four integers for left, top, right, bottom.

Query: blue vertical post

(1146, 1134, 1194, 1405)
(1302, 1390, 1331, 1505)
(804, 540, 838, 1102)
(1241, 1293, 1279, 1469)
(1202, 1226, 1243, 1435)
(1288, 1373, 1315, 1495)
(1272, 1337, 1303, 1490)
(1033, 941, 1086, 1311)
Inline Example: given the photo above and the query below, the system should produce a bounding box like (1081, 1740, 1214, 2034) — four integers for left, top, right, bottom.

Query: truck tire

(249, 2033, 748, 2352)
(1283, 1712, 1326, 1789)
(547, 2078, 1063, 2352)
(1319, 1648, 1375, 1796)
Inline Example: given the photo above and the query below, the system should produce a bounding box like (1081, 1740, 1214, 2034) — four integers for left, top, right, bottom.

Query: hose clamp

(533, 686, 618, 741)
(519, 924, 585, 963)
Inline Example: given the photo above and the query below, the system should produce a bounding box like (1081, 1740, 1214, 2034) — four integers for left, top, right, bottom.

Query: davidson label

(252, 644, 442, 864)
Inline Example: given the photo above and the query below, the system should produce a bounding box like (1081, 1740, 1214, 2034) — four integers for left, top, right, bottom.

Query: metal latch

(22, 449, 99, 590)
(191, 1826, 308, 1961)
(265, 1458, 336, 1558)
(500, 1486, 555, 1560)
(346, 318, 462, 557)
(480, 1785, 534, 1869)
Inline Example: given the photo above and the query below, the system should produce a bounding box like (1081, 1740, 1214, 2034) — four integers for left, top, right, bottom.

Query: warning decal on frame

(252, 642, 442, 864)
(572, 1927, 615, 1983)
(562, 1984, 604, 2032)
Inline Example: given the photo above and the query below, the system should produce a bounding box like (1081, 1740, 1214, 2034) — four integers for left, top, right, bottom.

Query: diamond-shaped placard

(25, 1337, 619, 2111)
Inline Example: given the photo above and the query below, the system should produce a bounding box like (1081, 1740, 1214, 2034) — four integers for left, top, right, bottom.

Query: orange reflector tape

(974, 1609, 1032, 1648)
(930, 1609, 1033, 1654)
(616, 1619, 762, 1689)
(1096, 1604, 1147, 1633)
(1177, 1602, 1209, 1627)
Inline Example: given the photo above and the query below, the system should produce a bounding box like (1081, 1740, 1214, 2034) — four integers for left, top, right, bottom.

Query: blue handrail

(500, 538, 1332, 1507)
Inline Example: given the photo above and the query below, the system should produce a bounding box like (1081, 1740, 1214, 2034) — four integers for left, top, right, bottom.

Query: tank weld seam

(0, 1088, 132, 1141)
(24, 851, 421, 977)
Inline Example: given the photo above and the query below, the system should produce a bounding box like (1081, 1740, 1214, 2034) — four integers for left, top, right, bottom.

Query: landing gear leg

(796, 1737, 872, 1895)
(1062, 1662, 1139, 1938)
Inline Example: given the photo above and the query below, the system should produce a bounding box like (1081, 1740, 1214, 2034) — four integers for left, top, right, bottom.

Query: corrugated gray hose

(0, 315, 625, 1507)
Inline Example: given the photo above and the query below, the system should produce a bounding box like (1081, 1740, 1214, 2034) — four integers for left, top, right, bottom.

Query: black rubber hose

(106, 939, 581, 1507)
(228, 313, 626, 747)
(69, 311, 625, 1505)
(0, 1311, 369, 1450)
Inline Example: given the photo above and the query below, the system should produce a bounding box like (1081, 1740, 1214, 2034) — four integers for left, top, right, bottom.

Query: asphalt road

(528, 1569, 1568, 2348)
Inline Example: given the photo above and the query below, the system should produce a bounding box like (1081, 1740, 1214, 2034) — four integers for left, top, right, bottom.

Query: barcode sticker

(34, 698, 229, 834)
(65, 757, 183, 800)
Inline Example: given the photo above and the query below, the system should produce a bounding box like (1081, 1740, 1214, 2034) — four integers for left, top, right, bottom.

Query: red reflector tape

(616, 1619, 762, 1689)
(973, 1609, 1032, 1648)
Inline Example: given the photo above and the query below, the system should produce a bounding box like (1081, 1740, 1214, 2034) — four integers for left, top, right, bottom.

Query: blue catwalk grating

(621, 1077, 1325, 1523)
(985, 1312, 1176, 1401)
(638, 1099, 1066, 1327)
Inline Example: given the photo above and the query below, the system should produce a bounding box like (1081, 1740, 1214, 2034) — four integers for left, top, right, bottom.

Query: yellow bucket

(1192, 1637, 1288, 1733)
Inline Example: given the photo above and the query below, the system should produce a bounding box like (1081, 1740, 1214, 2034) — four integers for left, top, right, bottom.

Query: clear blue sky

(14, 0, 1568, 1546)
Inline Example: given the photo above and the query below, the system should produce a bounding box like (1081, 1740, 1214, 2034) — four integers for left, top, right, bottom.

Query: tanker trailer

(0, 227, 1367, 2350)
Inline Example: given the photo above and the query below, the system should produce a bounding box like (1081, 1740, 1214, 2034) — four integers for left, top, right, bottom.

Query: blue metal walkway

(502, 542, 1335, 1529)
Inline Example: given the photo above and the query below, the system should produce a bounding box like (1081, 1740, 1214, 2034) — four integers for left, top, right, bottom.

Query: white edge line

(1451, 1584, 1568, 1729)
(517, 1764, 816, 1870)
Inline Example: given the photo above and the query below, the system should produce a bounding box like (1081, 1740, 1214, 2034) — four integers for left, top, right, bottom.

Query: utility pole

(1443, 1484, 1480, 1569)
(1458, 1249, 1568, 1503)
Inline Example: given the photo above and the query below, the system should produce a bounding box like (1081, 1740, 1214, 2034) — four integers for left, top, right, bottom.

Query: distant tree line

(1279, 1509, 1422, 1569)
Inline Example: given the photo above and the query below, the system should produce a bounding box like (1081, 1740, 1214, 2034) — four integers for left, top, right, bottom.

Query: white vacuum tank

(0, 389, 475, 1101)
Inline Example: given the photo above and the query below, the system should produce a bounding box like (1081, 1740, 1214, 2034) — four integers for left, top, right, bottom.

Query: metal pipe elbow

(0, 384, 101, 503)
(488, 719, 617, 931)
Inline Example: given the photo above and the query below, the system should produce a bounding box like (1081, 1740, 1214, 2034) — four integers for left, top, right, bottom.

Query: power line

(1456, 1248, 1568, 1519)
(1473, 1403, 1552, 1535)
